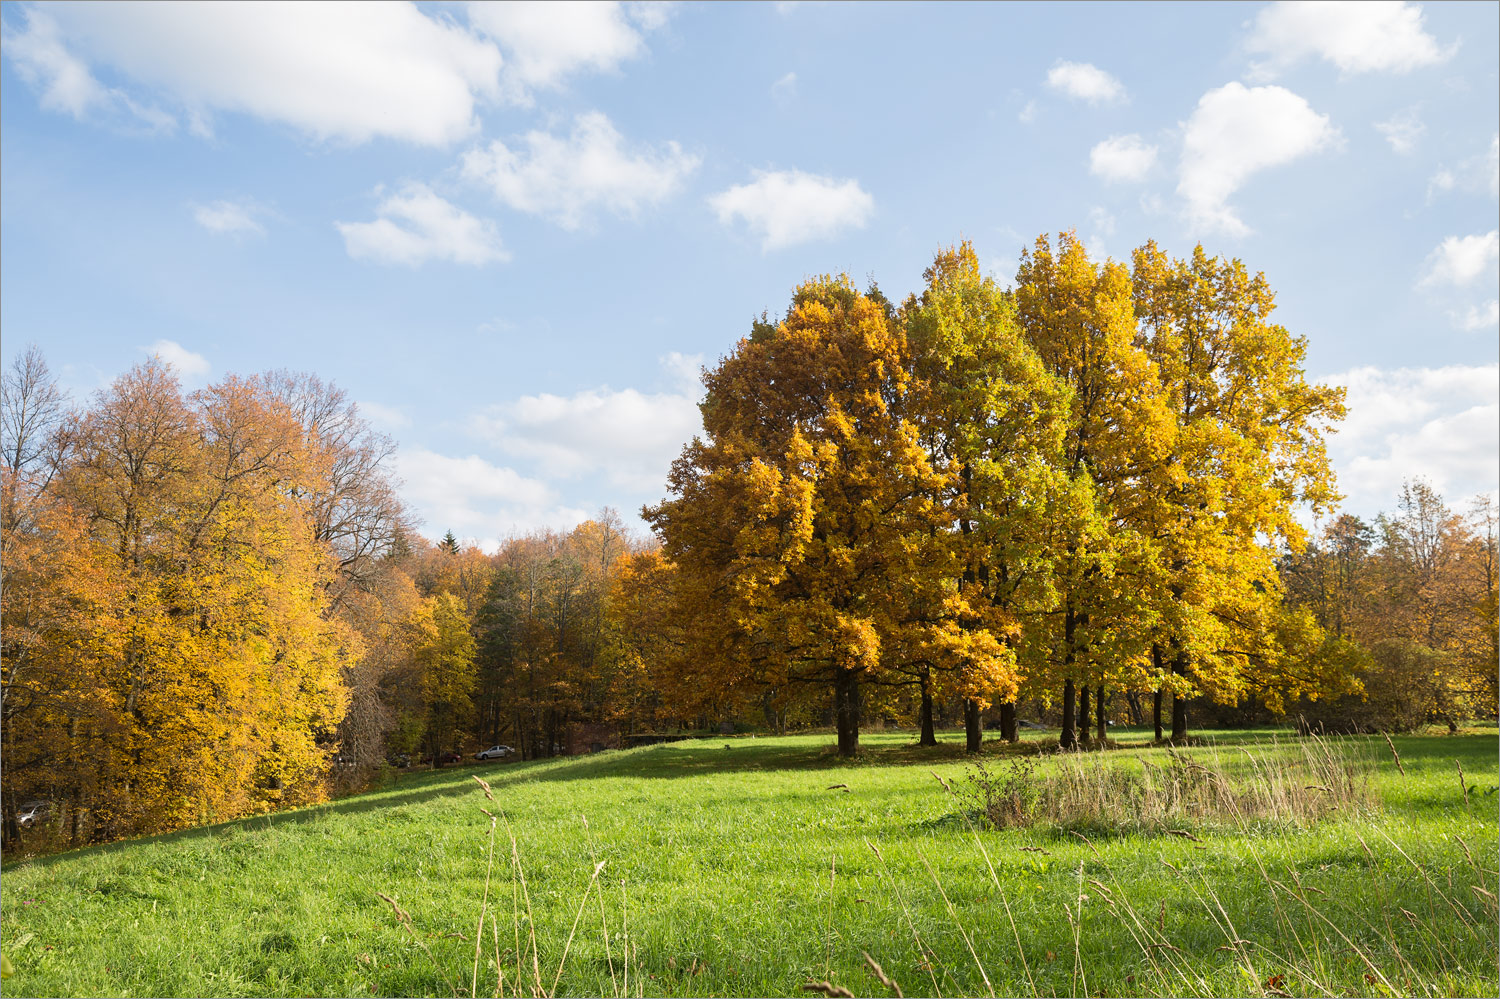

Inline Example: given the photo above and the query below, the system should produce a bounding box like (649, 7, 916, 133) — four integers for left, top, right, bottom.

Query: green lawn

(2, 726, 1496, 998)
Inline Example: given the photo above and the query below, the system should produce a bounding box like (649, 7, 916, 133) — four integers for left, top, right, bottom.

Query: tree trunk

(1000, 701, 1018, 743)
(1171, 647, 1189, 742)
(1061, 679, 1077, 749)
(834, 666, 861, 757)
(964, 699, 981, 753)
(1126, 690, 1143, 727)
(1096, 686, 1107, 742)
(1152, 642, 1165, 742)
(1078, 685, 1091, 742)
(919, 668, 937, 746)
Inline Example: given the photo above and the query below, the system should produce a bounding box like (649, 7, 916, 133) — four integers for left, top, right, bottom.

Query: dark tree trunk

(1078, 685, 1091, 742)
(1096, 686, 1107, 742)
(1000, 701, 1018, 743)
(1060, 605, 1079, 749)
(1151, 643, 1165, 741)
(1126, 690, 1143, 726)
(834, 666, 861, 757)
(1061, 679, 1077, 749)
(919, 668, 937, 746)
(1171, 647, 1189, 742)
(964, 699, 981, 753)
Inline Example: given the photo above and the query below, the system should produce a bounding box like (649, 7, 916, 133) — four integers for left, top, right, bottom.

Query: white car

(476, 745, 514, 761)
(17, 800, 53, 828)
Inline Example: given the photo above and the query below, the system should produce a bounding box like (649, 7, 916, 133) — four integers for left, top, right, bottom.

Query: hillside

(2, 728, 1496, 998)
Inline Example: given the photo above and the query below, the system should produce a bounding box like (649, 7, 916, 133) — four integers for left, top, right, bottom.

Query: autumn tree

(649, 276, 943, 756)
(1130, 241, 1346, 740)
(902, 243, 1073, 749)
(1013, 233, 1174, 748)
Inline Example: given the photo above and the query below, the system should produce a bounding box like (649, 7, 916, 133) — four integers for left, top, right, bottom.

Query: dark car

(421, 750, 463, 765)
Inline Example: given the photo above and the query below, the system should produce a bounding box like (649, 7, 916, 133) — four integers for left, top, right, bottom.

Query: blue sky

(2, 0, 1496, 548)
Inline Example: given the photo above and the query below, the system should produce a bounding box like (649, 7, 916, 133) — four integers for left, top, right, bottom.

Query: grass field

(2, 726, 1496, 998)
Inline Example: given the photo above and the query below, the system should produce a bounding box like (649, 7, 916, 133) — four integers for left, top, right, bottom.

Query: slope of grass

(2, 726, 1496, 998)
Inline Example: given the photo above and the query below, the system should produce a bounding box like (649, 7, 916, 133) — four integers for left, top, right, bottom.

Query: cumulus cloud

(1324, 364, 1498, 511)
(1418, 231, 1499, 288)
(336, 184, 507, 266)
(1374, 106, 1424, 155)
(1247, 1, 1454, 79)
(2, 6, 174, 131)
(709, 169, 873, 251)
(392, 446, 588, 549)
(466, 1, 670, 104)
(1455, 300, 1499, 332)
(461, 112, 699, 229)
(191, 199, 265, 237)
(1089, 134, 1158, 183)
(1427, 134, 1500, 202)
(1177, 82, 1340, 236)
(1045, 61, 1125, 104)
(143, 339, 210, 381)
(469, 353, 703, 493)
(4, 2, 503, 146)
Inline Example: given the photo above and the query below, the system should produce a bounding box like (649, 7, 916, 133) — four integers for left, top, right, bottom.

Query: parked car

(421, 750, 463, 765)
(476, 745, 514, 761)
(17, 800, 53, 828)
(387, 753, 411, 768)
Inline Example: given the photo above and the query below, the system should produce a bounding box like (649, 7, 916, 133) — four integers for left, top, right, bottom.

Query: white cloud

(1017, 100, 1039, 124)
(1374, 106, 1424, 155)
(461, 112, 699, 230)
(2, 7, 173, 131)
(1418, 231, 1499, 288)
(191, 199, 265, 237)
(1089, 134, 1158, 183)
(336, 184, 507, 267)
(1045, 61, 1125, 104)
(392, 446, 588, 548)
(465, 1, 670, 104)
(8, 2, 502, 146)
(771, 71, 797, 103)
(1455, 300, 1499, 332)
(1246, 1, 1454, 79)
(709, 169, 873, 251)
(1177, 82, 1340, 236)
(1427, 134, 1499, 202)
(358, 401, 411, 431)
(143, 339, 210, 381)
(469, 354, 703, 493)
(1325, 364, 1499, 510)
(3, 7, 112, 118)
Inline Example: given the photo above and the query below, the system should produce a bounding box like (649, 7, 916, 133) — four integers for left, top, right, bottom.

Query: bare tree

(263, 370, 409, 607)
(1, 345, 70, 529)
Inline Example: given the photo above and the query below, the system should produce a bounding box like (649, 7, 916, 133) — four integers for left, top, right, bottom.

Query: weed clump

(960, 736, 1377, 835)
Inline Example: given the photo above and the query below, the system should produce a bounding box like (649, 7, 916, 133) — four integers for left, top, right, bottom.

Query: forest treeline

(2, 234, 1495, 848)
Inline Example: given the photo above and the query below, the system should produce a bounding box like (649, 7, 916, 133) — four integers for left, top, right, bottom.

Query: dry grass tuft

(960, 735, 1377, 836)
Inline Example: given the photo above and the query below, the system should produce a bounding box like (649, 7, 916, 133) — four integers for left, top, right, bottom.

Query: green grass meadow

(2, 727, 1496, 998)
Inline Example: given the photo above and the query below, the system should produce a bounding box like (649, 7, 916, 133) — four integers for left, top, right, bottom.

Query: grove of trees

(3, 232, 1495, 848)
